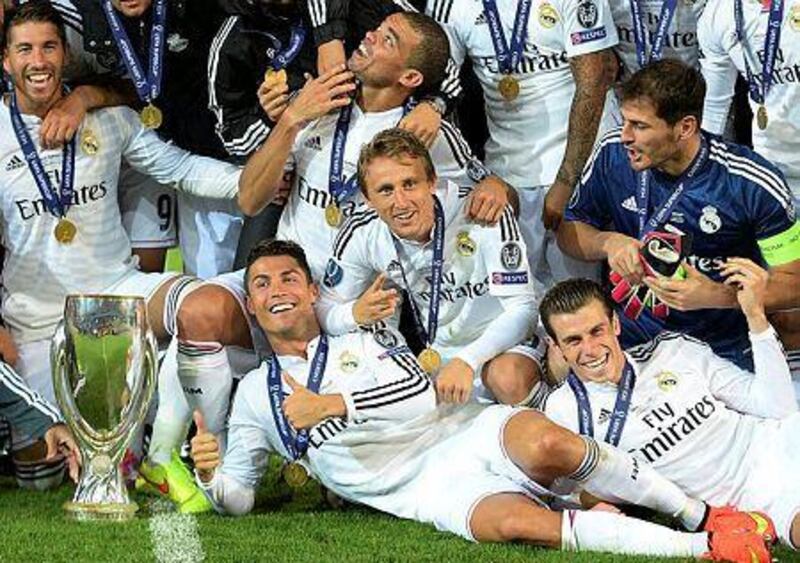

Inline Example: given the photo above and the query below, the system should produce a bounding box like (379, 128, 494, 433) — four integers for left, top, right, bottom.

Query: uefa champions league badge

(373, 328, 399, 349)
(657, 371, 679, 392)
(500, 242, 522, 270)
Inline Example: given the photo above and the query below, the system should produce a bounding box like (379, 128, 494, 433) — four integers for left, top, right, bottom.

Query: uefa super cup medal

(264, 68, 288, 90)
(325, 202, 342, 228)
(140, 103, 163, 129)
(54, 218, 77, 244)
(498, 75, 520, 102)
(757, 104, 768, 130)
(417, 347, 442, 374)
(283, 461, 310, 489)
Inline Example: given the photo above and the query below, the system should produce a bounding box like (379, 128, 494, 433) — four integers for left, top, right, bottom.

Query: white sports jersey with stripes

(545, 329, 800, 545)
(427, 0, 618, 187)
(0, 103, 240, 343)
(278, 102, 486, 280)
(609, 0, 707, 78)
(199, 329, 548, 539)
(698, 0, 800, 194)
(317, 179, 537, 387)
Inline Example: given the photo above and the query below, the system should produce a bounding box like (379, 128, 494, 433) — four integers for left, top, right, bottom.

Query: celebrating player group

(1, 0, 799, 561)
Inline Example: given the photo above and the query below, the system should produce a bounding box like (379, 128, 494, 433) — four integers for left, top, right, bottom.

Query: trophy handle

(115, 328, 157, 455)
(51, 321, 94, 454)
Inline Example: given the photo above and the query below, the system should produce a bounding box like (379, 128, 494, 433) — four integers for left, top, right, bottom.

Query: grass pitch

(1, 467, 798, 563)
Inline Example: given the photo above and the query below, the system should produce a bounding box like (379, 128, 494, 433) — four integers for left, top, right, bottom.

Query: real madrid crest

(339, 351, 359, 373)
(790, 3, 800, 31)
(456, 231, 476, 257)
(657, 371, 679, 392)
(698, 206, 722, 234)
(538, 2, 559, 28)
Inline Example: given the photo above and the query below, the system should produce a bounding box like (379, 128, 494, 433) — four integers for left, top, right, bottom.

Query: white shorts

(517, 187, 600, 290)
(119, 165, 177, 249)
(312, 404, 549, 541)
(177, 192, 242, 278)
(738, 413, 800, 548)
(16, 270, 178, 404)
(206, 269, 271, 359)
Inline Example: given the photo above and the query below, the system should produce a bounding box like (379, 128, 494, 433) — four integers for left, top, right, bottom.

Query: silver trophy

(51, 295, 157, 520)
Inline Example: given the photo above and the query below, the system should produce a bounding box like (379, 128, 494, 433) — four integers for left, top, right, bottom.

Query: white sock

(561, 509, 709, 557)
(148, 338, 191, 465)
(177, 340, 234, 439)
(787, 349, 800, 405)
(570, 437, 706, 531)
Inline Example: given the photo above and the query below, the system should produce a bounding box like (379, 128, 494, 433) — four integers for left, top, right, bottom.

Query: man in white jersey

(697, 0, 800, 394)
(318, 128, 543, 406)
(171, 12, 515, 458)
(542, 270, 800, 548)
(189, 238, 773, 562)
(427, 0, 618, 288)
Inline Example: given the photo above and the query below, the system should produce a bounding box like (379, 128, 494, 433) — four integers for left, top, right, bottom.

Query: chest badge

(790, 4, 800, 31)
(339, 351, 359, 373)
(456, 231, 476, 257)
(657, 371, 679, 392)
(699, 206, 722, 234)
(538, 2, 559, 28)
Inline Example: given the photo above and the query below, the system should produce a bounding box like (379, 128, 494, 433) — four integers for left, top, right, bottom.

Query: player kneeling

(190, 238, 772, 562)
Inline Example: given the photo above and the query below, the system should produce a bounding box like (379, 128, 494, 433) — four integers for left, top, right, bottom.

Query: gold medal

(54, 218, 77, 244)
(140, 103, 163, 129)
(325, 202, 342, 228)
(264, 68, 288, 89)
(756, 104, 768, 130)
(456, 231, 476, 257)
(417, 347, 442, 374)
(282, 461, 310, 489)
(80, 128, 99, 155)
(498, 75, 520, 102)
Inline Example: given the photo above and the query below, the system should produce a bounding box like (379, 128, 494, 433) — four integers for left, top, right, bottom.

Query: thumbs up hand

(282, 372, 345, 431)
(190, 410, 220, 483)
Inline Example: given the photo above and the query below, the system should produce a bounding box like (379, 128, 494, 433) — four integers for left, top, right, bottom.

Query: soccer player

(558, 59, 800, 370)
(542, 269, 800, 549)
(427, 0, 618, 288)
(189, 238, 772, 562)
(697, 0, 800, 391)
(175, 12, 514, 446)
(318, 128, 542, 406)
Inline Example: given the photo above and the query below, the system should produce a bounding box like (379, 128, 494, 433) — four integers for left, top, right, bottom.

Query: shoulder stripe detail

(0, 363, 61, 423)
(221, 120, 270, 156)
(51, 0, 84, 32)
(333, 210, 380, 258)
(392, 0, 419, 13)
(580, 128, 622, 185)
(627, 332, 705, 363)
(307, 0, 327, 27)
(499, 206, 521, 242)
(440, 59, 463, 99)
(439, 121, 472, 168)
(430, 0, 456, 23)
(207, 16, 238, 146)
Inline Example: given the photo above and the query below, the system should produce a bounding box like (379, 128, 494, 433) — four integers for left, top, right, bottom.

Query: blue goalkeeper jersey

(565, 129, 799, 369)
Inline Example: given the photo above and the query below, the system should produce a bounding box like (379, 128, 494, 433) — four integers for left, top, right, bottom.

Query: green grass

(1, 466, 798, 563)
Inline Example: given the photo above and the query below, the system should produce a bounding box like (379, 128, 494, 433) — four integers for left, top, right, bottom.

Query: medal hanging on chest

(481, 0, 532, 102)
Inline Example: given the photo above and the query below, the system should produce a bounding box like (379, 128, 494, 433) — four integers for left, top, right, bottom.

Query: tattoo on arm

(555, 50, 617, 190)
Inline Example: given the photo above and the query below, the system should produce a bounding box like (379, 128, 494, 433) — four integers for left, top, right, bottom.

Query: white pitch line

(148, 500, 205, 563)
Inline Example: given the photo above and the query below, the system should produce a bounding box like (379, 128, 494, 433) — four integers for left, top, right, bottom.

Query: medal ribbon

(734, 0, 784, 106)
(481, 0, 533, 74)
(101, 0, 167, 104)
(328, 99, 413, 207)
(629, 0, 679, 67)
(270, 22, 307, 70)
(266, 334, 329, 459)
(567, 361, 636, 447)
(635, 138, 709, 239)
(9, 91, 75, 219)
(395, 197, 445, 348)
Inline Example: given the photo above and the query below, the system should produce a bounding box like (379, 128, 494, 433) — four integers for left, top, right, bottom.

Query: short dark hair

(3, 1, 67, 53)
(357, 127, 436, 196)
(400, 12, 450, 98)
(539, 278, 615, 341)
(244, 239, 313, 294)
(617, 59, 705, 126)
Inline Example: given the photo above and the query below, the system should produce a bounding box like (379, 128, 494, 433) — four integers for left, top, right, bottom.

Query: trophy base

(63, 501, 139, 521)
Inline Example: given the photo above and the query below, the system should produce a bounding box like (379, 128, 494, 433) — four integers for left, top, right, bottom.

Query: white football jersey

(609, 0, 707, 77)
(545, 330, 797, 506)
(427, 0, 618, 187)
(278, 103, 486, 280)
(317, 179, 537, 372)
(0, 103, 240, 342)
(698, 0, 800, 192)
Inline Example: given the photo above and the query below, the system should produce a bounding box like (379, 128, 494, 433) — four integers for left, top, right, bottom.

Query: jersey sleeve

(339, 330, 436, 423)
(0, 363, 61, 446)
(426, 0, 467, 68)
(563, 132, 616, 227)
(559, 0, 619, 58)
(316, 213, 383, 335)
(117, 108, 242, 199)
(429, 121, 493, 188)
(697, 0, 738, 136)
(208, 16, 273, 158)
(198, 372, 274, 515)
(699, 329, 797, 419)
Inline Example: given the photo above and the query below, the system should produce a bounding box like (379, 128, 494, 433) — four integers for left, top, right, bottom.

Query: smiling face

(347, 13, 422, 89)
(361, 154, 437, 243)
(3, 20, 66, 117)
(111, 0, 152, 18)
(245, 254, 320, 341)
(547, 300, 626, 385)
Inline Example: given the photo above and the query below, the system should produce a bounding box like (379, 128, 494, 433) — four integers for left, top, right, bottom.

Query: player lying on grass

(543, 267, 799, 549)
(190, 238, 772, 561)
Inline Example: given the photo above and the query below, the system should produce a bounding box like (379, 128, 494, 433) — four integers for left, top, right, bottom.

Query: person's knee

(506, 412, 582, 482)
(177, 285, 242, 343)
(483, 355, 539, 405)
(791, 513, 800, 549)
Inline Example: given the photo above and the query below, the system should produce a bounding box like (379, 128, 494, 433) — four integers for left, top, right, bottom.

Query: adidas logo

(621, 195, 638, 212)
(304, 135, 322, 151)
(5, 155, 24, 171)
(474, 12, 487, 25)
